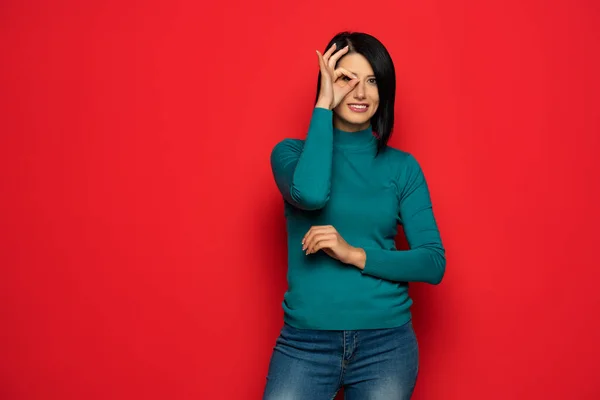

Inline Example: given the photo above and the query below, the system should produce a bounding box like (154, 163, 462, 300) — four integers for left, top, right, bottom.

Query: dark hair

(315, 31, 396, 154)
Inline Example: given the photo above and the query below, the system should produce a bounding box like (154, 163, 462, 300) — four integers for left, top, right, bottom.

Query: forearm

(349, 153, 446, 284)
(350, 245, 446, 284)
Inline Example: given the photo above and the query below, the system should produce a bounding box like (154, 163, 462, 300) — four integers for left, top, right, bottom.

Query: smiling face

(333, 52, 380, 132)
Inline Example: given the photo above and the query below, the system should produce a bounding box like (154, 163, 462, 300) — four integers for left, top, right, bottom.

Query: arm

(358, 154, 446, 284)
(270, 107, 334, 210)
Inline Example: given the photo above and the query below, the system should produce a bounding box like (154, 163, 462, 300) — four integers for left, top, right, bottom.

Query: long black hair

(315, 31, 396, 154)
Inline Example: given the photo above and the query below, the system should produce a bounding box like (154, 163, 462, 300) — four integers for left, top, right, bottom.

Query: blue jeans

(263, 320, 419, 400)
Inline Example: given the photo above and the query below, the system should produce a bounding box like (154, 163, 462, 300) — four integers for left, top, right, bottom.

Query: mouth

(347, 103, 369, 113)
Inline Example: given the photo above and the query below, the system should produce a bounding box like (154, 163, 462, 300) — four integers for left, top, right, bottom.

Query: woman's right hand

(315, 44, 360, 110)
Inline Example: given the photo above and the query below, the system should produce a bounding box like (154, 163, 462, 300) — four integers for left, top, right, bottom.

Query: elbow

(429, 265, 445, 285)
(290, 186, 330, 210)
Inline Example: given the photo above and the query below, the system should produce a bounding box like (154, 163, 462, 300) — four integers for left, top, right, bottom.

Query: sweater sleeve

(361, 154, 446, 284)
(270, 107, 334, 210)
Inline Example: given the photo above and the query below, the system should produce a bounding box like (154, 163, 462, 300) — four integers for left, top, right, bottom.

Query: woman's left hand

(302, 225, 365, 268)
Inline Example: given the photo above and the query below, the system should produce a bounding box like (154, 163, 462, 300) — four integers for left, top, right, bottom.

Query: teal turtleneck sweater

(270, 107, 445, 330)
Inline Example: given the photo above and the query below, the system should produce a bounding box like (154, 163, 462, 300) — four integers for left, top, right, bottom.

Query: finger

(304, 226, 332, 241)
(302, 226, 316, 244)
(334, 68, 359, 89)
(305, 231, 326, 253)
(308, 233, 337, 254)
(339, 77, 360, 95)
(308, 225, 333, 233)
(328, 45, 349, 68)
(311, 238, 337, 254)
(302, 229, 314, 250)
(304, 231, 323, 253)
(334, 67, 358, 81)
(302, 225, 333, 245)
(322, 43, 337, 64)
(307, 233, 327, 253)
(316, 51, 328, 76)
(317, 53, 334, 86)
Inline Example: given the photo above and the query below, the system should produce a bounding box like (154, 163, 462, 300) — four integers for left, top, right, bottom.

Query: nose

(353, 80, 366, 100)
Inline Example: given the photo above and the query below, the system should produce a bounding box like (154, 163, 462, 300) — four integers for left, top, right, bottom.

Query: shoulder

(379, 145, 428, 195)
(379, 145, 422, 172)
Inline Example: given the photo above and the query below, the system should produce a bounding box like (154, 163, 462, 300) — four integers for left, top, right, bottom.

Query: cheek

(372, 89, 379, 113)
(370, 95, 380, 114)
(369, 88, 379, 105)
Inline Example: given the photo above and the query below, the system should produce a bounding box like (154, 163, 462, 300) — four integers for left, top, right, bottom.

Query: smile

(348, 104, 369, 113)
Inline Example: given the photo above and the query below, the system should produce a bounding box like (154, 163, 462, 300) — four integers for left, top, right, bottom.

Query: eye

(368, 78, 377, 84)
(341, 75, 351, 81)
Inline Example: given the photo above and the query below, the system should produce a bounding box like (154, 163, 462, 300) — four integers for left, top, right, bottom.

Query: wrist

(350, 247, 366, 270)
(315, 99, 332, 110)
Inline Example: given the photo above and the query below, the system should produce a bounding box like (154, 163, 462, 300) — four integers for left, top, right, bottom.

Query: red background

(1, 1, 599, 399)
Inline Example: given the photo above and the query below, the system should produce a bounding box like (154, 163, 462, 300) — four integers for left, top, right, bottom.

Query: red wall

(1, 1, 599, 399)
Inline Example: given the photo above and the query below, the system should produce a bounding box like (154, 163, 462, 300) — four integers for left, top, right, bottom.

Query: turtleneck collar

(332, 124, 377, 150)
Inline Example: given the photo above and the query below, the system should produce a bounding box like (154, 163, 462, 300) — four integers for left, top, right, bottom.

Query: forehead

(337, 53, 374, 75)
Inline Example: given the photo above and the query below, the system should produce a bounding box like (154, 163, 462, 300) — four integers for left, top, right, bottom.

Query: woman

(264, 31, 446, 400)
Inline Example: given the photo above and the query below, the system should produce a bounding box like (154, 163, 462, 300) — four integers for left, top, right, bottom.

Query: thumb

(342, 78, 359, 95)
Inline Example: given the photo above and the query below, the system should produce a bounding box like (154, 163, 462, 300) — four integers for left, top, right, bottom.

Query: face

(333, 53, 380, 132)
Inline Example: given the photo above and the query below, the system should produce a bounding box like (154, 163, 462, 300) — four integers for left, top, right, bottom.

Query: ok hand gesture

(315, 44, 360, 110)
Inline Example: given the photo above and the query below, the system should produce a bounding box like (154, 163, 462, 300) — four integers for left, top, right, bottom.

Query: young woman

(263, 31, 446, 400)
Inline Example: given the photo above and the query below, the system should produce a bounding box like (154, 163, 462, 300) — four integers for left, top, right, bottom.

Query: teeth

(350, 105, 367, 109)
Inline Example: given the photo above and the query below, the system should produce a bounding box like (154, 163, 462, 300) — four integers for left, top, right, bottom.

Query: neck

(332, 123, 376, 150)
(332, 114, 376, 150)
